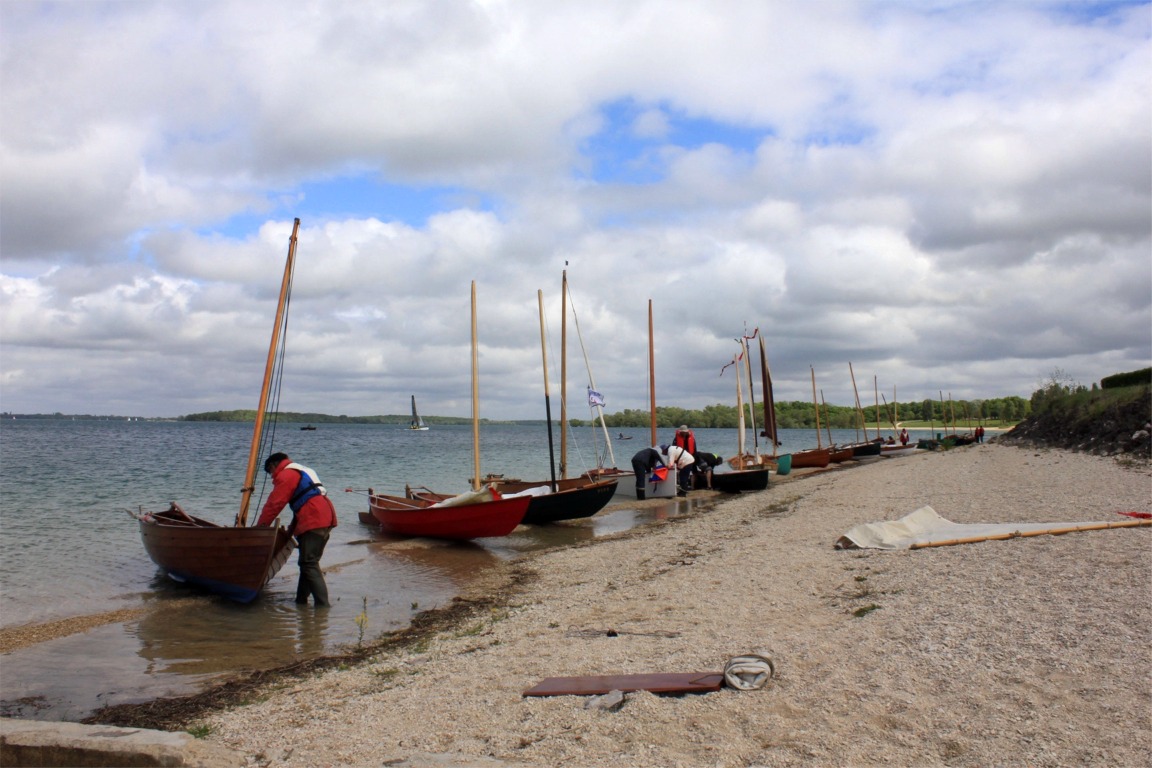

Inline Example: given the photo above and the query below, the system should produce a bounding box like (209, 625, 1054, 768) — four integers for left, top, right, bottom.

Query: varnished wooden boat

(487, 476, 618, 525)
(828, 446, 854, 463)
(138, 504, 294, 603)
(136, 219, 302, 602)
(368, 487, 529, 540)
(788, 447, 832, 468)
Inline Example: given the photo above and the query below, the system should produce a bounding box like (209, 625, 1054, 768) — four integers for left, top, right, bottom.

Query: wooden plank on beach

(522, 672, 724, 697)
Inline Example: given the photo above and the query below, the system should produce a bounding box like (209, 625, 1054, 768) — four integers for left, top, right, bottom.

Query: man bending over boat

(258, 452, 339, 607)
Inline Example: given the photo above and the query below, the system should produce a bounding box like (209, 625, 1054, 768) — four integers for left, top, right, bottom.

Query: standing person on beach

(258, 452, 338, 607)
(630, 446, 666, 500)
(899, 428, 909, 446)
(672, 425, 697, 455)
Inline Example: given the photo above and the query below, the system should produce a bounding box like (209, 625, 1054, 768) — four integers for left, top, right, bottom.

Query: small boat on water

(408, 395, 430, 431)
(300, 425, 317, 431)
(364, 485, 529, 540)
(486, 475, 618, 525)
(134, 219, 302, 602)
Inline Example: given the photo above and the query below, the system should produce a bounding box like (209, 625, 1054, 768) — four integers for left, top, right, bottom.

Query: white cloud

(1, 0, 1148, 418)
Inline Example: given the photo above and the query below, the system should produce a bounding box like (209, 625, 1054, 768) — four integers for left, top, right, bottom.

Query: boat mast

(874, 375, 881, 440)
(560, 271, 568, 479)
(471, 281, 481, 491)
(237, 217, 299, 527)
(566, 272, 616, 468)
(538, 290, 558, 491)
(741, 333, 759, 460)
(734, 352, 746, 460)
(648, 300, 657, 447)
(849, 361, 865, 441)
(821, 390, 834, 447)
(810, 366, 823, 449)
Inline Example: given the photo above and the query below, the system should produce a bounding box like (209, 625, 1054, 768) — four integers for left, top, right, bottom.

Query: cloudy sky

(1, 0, 1149, 420)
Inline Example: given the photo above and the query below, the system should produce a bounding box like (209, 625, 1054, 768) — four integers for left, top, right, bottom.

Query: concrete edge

(0, 717, 246, 767)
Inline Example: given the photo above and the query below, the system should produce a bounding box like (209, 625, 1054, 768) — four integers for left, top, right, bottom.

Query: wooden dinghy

(368, 486, 529, 540)
(788, 447, 832, 468)
(138, 504, 294, 603)
(135, 219, 302, 602)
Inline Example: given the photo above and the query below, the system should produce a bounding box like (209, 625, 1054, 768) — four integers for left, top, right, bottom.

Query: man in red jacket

(258, 452, 338, 607)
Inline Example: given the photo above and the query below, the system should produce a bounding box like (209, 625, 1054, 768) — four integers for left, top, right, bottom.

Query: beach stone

(0, 718, 245, 767)
(584, 689, 627, 711)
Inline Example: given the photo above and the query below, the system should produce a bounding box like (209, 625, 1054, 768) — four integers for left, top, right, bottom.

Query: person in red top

(672, 425, 697, 455)
(258, 452, 338, 607)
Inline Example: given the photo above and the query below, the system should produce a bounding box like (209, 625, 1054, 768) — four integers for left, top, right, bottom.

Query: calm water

(0, 419, 877, 721)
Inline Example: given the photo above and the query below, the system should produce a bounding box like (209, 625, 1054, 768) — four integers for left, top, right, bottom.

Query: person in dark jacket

(257, 452, 338, 606)
(630, 446, 665, 500)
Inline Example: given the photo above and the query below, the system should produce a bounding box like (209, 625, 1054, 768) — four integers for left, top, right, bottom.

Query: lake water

(0, 419, 883, 721)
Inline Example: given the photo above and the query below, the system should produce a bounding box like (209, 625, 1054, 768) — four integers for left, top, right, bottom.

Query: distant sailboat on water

(409, 395, 430, 431)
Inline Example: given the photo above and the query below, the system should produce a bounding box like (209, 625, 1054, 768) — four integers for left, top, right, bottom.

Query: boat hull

(368, 492, 529, 540)
(489, 477, 619, 525)
(828, 446, 854, 463)
(789, 447, 832, 468)
(847, 441, 883, 458)
(137, 506, 295, 603)
(705, 467, 770, 493)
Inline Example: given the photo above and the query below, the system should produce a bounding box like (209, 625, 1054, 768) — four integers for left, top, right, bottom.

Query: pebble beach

(199, 441, 1151, 767)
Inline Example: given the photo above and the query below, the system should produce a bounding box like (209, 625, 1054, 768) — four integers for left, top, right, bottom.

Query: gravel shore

(203, 442, 1151, 767)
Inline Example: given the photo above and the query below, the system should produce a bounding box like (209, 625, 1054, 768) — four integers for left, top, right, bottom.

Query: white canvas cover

(428, 485, 498, 508)
(836, 505, 1146, 550)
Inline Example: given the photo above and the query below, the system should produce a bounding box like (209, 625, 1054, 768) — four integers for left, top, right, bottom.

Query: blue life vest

(284, 462, 326, 512)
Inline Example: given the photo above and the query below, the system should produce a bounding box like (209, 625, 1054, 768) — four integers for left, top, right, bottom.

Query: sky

(1, 0, 1149, 421)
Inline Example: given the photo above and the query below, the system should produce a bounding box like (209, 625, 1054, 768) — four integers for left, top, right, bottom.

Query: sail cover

(836, 505, 1149, 550)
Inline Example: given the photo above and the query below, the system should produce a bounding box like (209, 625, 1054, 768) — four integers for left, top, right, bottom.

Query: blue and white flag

(587, 388, 605, 407)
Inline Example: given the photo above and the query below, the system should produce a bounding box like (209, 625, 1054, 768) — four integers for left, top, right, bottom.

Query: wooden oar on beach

(908, 518, 1152, 549)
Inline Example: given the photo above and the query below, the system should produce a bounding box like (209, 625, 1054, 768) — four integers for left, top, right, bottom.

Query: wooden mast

(821, 390, 834, 447)
(237, 217, 299, 526)
(560, 271, 568, 479)
(810, 366, 823, 449)
(741, 333, 760, 460)
(874, 375, 881, 441)
(538, 290, 558, 491)
(648, 300, 657, 447)
(471, 281, 481, 490)
(848, 361, 865, 442)
(734, 352, 746, 460)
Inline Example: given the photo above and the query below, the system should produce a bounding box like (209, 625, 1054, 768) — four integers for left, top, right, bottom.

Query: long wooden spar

(237, 217, 300, 526)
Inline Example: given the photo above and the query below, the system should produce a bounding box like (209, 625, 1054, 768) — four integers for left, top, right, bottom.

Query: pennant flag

(587, 388, 605, 407)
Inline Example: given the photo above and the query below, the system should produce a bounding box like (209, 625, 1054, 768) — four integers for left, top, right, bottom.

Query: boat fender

(723, 653, 775, 691)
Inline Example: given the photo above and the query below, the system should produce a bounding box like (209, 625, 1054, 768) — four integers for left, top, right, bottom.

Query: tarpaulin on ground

(835, 505, 1149, 550)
